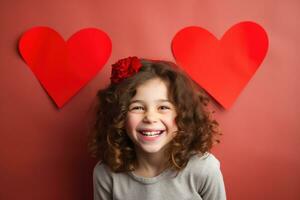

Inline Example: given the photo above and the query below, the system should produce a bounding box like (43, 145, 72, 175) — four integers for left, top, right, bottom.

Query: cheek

(126, 114, 141, 131)
(171, 121, 178, 131)
(164, 115, 178, 131)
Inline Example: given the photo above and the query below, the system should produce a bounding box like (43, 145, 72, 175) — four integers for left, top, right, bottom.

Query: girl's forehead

(136, 78, 167, 92)
(131, 78, 170, 101)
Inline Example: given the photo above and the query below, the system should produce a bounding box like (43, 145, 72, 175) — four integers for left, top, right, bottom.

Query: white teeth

(140, 131, 162, 136)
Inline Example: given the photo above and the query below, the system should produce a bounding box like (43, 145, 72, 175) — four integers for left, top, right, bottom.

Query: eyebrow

(129, 99, 172, 104)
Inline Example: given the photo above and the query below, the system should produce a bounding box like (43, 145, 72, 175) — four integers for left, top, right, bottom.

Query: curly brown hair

(88, 59, 221, 172)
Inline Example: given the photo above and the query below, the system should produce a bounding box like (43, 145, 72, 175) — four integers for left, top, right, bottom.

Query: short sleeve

(93, 161, 113, 200)
(198, 154, 227, 200)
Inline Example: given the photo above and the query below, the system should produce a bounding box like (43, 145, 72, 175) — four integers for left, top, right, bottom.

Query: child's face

(126, 78, 178, 156)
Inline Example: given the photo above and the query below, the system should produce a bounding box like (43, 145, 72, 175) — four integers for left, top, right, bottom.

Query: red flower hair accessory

(110, 56, 142, 84)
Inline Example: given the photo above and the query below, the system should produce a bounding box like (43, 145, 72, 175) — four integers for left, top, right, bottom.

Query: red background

(0, 0, 299, 200)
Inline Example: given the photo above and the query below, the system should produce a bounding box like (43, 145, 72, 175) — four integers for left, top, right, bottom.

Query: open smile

(137, 130, 165, 141)
(138, 130, 165, 136)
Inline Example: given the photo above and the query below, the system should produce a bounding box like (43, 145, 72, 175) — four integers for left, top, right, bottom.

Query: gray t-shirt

(93, 153, 226, 200)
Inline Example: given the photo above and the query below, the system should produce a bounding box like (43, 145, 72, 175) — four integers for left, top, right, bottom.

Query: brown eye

(131, 106, 144, 111)
(159, 106, 170, 110)
(130, 106, 144, 111)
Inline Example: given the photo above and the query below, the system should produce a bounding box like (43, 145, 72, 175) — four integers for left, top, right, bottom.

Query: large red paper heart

(172, 21, 268, 109)
(19, 27, 112, 108)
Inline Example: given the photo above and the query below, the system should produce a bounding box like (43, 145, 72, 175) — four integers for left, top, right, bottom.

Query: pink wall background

(1, 0, 299, 199)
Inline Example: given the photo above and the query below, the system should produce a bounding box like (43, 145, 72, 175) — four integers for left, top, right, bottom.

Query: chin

(138, 144, 167, 154)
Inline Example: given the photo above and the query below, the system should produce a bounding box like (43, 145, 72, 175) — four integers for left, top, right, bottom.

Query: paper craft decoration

(172, 21, 269, 109)
(19, 27, 112, 108)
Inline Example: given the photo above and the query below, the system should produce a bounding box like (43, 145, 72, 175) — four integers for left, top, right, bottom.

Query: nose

(142, 110, 159, 123)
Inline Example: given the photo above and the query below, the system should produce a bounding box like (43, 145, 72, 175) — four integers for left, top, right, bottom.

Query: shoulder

(93, 161, 112, 176)
(185, 153, 226, 199)
(93, 161, 115, 199)
(93, 161, 113, 187)
(184, 152, 224, 187)
(188, 152, 221, 173)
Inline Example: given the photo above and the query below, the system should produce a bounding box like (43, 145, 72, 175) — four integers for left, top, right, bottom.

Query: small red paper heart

(172, 21, 268, 109)
(19, 27, 112, 108)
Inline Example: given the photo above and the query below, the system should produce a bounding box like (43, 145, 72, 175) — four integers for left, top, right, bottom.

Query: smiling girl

(89, 57, 226, 200)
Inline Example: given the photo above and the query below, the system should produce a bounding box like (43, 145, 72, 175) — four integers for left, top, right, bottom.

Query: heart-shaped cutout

(19, 27, 112, 108)
(172, 21, 268, 109)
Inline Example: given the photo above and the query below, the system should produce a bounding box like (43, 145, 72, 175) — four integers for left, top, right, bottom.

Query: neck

(134, 149, 168, 177)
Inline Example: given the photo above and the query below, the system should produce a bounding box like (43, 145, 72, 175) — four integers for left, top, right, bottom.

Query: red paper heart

(19, 27, 112, 108)
(172, 21, 268, 109)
